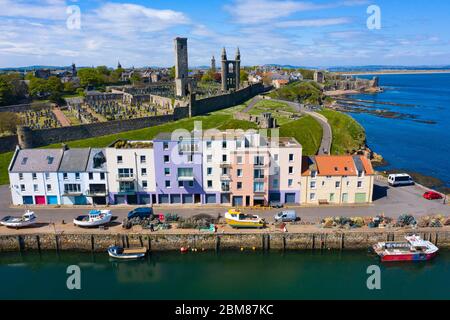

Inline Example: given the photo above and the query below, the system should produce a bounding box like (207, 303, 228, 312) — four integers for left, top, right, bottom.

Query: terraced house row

(8, 131, 375, 207)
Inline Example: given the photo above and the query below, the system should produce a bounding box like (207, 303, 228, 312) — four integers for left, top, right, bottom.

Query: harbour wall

(0, 230, 448, 253)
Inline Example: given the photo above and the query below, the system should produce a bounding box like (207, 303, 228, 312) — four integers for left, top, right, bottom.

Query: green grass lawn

(280, 116, 323, 156)
(248, 100, 298, 126)
(319, 109, 366, 155)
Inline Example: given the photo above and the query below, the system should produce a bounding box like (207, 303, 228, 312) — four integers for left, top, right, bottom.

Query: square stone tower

(174, 37, 189, 97)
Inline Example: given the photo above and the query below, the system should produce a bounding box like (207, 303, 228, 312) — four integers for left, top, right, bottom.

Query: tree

(169, 66, 175, 79)
(200, 70, 214, 83)
(110, 67, 124, 83)
(77, 68, 106, 88)
(240, 69, 248, 83)
(130, 72, 142, 85)
(46, 76, 64, 102)
(0, 77, 14, 106)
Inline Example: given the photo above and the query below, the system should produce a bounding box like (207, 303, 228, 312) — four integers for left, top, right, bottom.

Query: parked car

(127, 207, 154, 220)
(270, 201, 283, 209)
(423, 191, 443, 200)
(388, 174, 414, 187)
(274, 210, 298, 223)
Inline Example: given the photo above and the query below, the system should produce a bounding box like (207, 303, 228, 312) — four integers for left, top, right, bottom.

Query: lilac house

(153, 133, 205, 204)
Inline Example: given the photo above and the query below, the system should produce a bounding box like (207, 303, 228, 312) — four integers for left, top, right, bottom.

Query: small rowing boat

(107, 246, 147, 259)
(372, 235, 439, 262)
(74, 210, 112, 228)
(225, 209, 266, 229)
(1, 210, 37, 228)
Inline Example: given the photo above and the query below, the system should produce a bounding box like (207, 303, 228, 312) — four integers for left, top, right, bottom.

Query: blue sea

(347, 73, 450, 188)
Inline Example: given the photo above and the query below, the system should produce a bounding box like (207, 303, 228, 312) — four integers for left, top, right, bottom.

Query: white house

(9, 147, 64, 205)
(57, 148, 90, 205)
(85, 148, 109, 205)
(105, 141, 156, 205)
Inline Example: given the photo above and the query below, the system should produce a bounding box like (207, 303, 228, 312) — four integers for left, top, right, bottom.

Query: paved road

(269, 98, 332, 155)
(1, 181, 448, 224)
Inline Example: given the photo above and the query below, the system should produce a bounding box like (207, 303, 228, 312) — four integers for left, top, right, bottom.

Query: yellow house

(300, 155, 375, 205)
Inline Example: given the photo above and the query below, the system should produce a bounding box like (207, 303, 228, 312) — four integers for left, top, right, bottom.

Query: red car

(423, 191, 443, 200)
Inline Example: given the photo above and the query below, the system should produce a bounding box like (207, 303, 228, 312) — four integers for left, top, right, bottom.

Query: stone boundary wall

(0, 230, 448, 253)
(191, 83, 267, 116)
(0, 102, 52, 113)
(0, 135, 19, 153)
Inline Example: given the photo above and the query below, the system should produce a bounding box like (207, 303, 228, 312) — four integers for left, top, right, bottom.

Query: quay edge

(0, 230, 449, 253)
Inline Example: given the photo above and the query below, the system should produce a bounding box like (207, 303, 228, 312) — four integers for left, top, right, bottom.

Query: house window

(310, 181, 316, 189)
(164, 155, 170, 163)
(20, 184, 25, 192)
(222, 167, 228, 176)
(289, 154, 294, 162)
(165, 180, 171, 188)
(236, 140, 242, 148)
(118, 168, 133, 178)
(288, 179, 293, 187)
(142, 180, 148, 189)
(89, 172, 94, 180)
(222, 141, 227, 149)
(32, 173, 37, 180)
(187, 154, 193, 163)
(237, 182, 242, 190)
(47, 184, 52, 192)
(178, 168, 193, 179)
(207, 155, 212, 163)
(163, 142, 169, 150)
(222, 154, 227, 162)
(254, 182, 264, 192)
(206, 141, 212, 149)
(254, 156, 264, 166)
(33, 184, 38, 192)
(274, 154, 279, 161)
(187, 181, 194, 187)
(272, 179, 279, 188)
(237, 156, 243, 164)
(64, 184, 81, 193)
(336, 181, 340, 188)
(19, 173, 24, 180)
(357, 181, 363, 188)
(254, 169, 264, 179)
(45, 173, 50, 180)
(346, 181, 350, 186)
(178, 181, 184, 188)
(207, 167, 213, 176)
(140, 155, 146, 164)
(310, 193, 316, 201)
(117, 156, 123, 164)
(63, 173, 68, 180)
(75, 173, 80, 180)
(100, 173, 105, 180)
(164, 168, 170, 176)
(141, 168, 147, 176)
(207, 180, 213, 188)
(237, 169, 243, 177)
(288, 166, 294, 174)
(311, 171, 317, 179)
(358, 171, 364, 178)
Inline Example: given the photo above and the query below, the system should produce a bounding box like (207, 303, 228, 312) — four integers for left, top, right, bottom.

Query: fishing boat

(225, 209, 266, 229)
(372, 235, 439, 262)
(108, 246, 147, 259)
(1, 210, 37, 228)
(73, 210, 112, 228)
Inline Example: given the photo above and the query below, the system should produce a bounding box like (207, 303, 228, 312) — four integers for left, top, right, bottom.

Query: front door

(342, 193, 348, 203)
(35, 196, 46, 205)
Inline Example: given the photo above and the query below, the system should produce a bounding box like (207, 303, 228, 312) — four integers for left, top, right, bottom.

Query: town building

(9, 147, 64, 205)
(85, 148, 109, 205)
(105, 141, 156, 205)
(57, 148, 90, 205)
(300, 155, 375, 205)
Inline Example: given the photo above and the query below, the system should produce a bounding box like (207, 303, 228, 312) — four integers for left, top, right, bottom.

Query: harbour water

(347, 73, 450, 188)
(0, 250, 449, 300)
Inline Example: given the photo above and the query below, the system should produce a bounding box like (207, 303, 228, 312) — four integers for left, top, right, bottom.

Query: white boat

(73, 210, 112, 227)
(108, 246, 147, 259)
(1, 210, 37, 228)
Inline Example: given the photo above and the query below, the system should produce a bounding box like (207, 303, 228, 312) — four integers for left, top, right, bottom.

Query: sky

(0, 0, 450, 68)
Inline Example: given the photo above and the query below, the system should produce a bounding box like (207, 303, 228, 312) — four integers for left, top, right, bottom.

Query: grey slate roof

(154, 132, 174, 141)
(86, 148, 107, 172)
(352, 155, 364, 173)
(10, 149, 64, 173)
(59, 148, 90, 172)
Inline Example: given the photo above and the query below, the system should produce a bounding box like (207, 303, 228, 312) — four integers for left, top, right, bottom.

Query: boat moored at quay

(372, 235, 439, 262)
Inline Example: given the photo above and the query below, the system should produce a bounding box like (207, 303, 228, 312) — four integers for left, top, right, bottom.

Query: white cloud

(0, 0, 67, 20)
(276, 17, 351, 28)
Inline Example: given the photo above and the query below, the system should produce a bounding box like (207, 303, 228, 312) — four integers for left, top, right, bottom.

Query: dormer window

(47, 156, 54, 165)
(21, 157, 28, 165)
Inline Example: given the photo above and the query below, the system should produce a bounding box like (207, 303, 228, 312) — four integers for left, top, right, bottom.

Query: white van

(388, 174, 414, 187)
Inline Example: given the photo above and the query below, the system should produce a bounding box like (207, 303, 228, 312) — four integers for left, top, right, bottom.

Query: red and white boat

(372, 235, 439, 262)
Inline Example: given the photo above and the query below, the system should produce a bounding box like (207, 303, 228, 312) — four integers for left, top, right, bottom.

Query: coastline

(1, 227, 449, 252)
(338, 70, 450, 76)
